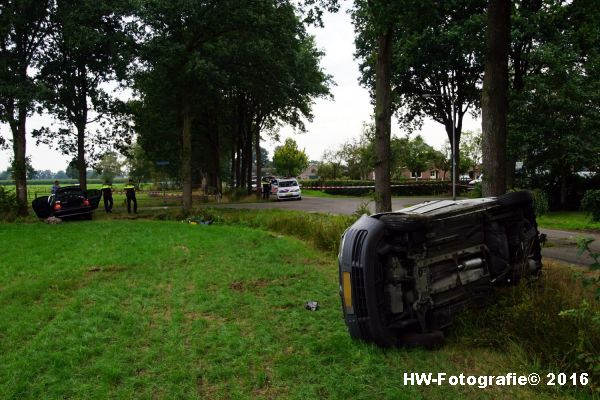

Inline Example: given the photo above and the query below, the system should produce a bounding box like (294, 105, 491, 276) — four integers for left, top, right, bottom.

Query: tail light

(83, 199, 90, 206)
(54, 201, 61, 211)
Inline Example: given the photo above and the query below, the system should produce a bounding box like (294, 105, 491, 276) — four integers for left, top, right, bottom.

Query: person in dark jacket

(261, 178, 270, 200)
(101, 180, 114, 213)
(124, 179, 137, 213)
(51, 180, 60, 194)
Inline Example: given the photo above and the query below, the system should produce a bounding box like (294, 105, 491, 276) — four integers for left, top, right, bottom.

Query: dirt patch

(173, 245, 190, 253)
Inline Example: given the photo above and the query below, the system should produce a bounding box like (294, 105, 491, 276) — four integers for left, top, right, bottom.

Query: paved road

(213, 195, 600, 267)
(212, 196, 442, 215)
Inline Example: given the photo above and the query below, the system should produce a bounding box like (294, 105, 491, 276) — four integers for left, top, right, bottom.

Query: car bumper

(277, 193, 300, 200)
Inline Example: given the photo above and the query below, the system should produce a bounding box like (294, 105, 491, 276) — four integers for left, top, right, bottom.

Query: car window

(278, 180, 298, 188)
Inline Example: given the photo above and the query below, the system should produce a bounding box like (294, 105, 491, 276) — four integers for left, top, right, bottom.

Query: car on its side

(338, 191, 542, 348)
(32, 185, 102, 220)
(276, 178, 301, 200)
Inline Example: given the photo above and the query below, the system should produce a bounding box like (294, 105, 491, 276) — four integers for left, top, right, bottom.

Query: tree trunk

(181, 104, 193, 212)
(374, 29, 393, 213)
(559, 169, 568, 207)
(245, 132, 252, 194)
(482, 0, 510, 197)
(13, 105, 28, 216)
(254, 129, 261, 199)
(76, 121, 87, 191)
(235, 144, 241, 188)
(445, 123, 461, 198)
(230, 147, 235, 189)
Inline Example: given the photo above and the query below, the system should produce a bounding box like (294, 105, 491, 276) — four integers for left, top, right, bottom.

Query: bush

(299, 179, 449, 196)
(454, 263, 600, 386)
(0, 186, 18, 221)
(531, 189, 550, 217)
(581, 189, 600, 221)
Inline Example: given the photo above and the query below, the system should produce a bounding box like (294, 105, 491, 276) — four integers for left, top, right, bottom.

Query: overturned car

(338, 191, 542, 347)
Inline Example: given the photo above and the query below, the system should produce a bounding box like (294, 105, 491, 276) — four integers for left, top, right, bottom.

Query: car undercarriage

(338, 191, 542, 347)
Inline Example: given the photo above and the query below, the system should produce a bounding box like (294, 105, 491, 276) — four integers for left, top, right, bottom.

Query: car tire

(297, 197, 302, 201)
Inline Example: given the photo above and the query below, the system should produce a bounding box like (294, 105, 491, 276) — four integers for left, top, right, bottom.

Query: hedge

(0, 178, 129, 186)
(299, 179, 451, 196)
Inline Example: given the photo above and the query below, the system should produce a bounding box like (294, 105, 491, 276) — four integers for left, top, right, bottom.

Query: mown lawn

(0, 220, 585, 399)
(537, 211, 600, 232)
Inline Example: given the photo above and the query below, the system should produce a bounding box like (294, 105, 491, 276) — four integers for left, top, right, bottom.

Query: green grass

(537, 211, 600, 232)
(0, 220, 581, 399)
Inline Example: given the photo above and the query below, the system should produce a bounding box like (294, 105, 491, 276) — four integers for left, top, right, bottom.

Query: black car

(338, 191, 542, 348)
(32, 185, 102, 220)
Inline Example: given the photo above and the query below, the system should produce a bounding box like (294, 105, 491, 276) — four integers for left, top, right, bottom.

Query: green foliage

(299, 179, 448, 196)
(455, 263, 600, 386)
(581, 189, 600, 222)
(272, 138, 309, 177)
(352, 200, 373, 219)
(34, 0, 134, 185)
(467, 182, 482, 198)
(95, 152, 123, 183)
(0, 186, 18, 221)
(508, 1, 600, 202)
(530, 189, 550, 217)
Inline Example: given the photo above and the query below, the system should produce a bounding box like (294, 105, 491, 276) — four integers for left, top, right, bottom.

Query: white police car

(276, 178, 301, 200)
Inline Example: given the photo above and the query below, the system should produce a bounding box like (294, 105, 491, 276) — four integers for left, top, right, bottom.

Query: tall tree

(507, 0, 600, 205)
(272, 138, 309, 177)
(354, 0, 486, 201)
(135, 0, 328, 210)
(481, 0, 511, 196)
(0, 0, 50, 215)
(37, 0, 133, 190)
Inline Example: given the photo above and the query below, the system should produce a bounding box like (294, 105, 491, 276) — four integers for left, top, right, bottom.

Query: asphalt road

(214, 195, 600, 267)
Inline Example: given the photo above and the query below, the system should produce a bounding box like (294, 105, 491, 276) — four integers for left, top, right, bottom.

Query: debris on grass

(305, 301, 319, 311)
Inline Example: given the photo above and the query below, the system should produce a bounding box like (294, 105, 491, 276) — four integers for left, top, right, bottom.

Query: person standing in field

(124, 179, 137, 214)
(51, 180, 60, 194)
(101, 180, 114, 213)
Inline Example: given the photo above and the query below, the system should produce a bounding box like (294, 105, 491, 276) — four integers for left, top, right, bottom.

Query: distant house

(298, 163, 320, 180)
(398, 166, 481, 181)
(399, 168, 449, 180)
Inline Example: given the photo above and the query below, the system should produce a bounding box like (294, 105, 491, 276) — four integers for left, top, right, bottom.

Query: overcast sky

(0, 4, 479, 172)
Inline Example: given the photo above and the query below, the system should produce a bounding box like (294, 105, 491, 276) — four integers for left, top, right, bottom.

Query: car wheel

(297, 197, 302, 201)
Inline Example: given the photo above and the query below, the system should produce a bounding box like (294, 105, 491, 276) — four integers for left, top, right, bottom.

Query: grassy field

(1, 220, 592, 399)
(537, 211, 600, 232)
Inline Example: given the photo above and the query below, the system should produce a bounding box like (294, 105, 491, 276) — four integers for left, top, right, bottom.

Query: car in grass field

(32, 185, 102, 220)
(276, 178, 301, 201)
(338, 191, 542, 348)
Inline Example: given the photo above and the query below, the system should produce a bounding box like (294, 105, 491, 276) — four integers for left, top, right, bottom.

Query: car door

(31, 196, 52, 218)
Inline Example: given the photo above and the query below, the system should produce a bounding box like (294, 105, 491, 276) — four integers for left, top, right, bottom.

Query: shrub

(531, 189, 550, 217)
(581, 189, 600, 221)
(454, 262, 600, 386)
(468, 182, 482, 198)
(0, 186, 19, 221)
(299, 179, 449, 196)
